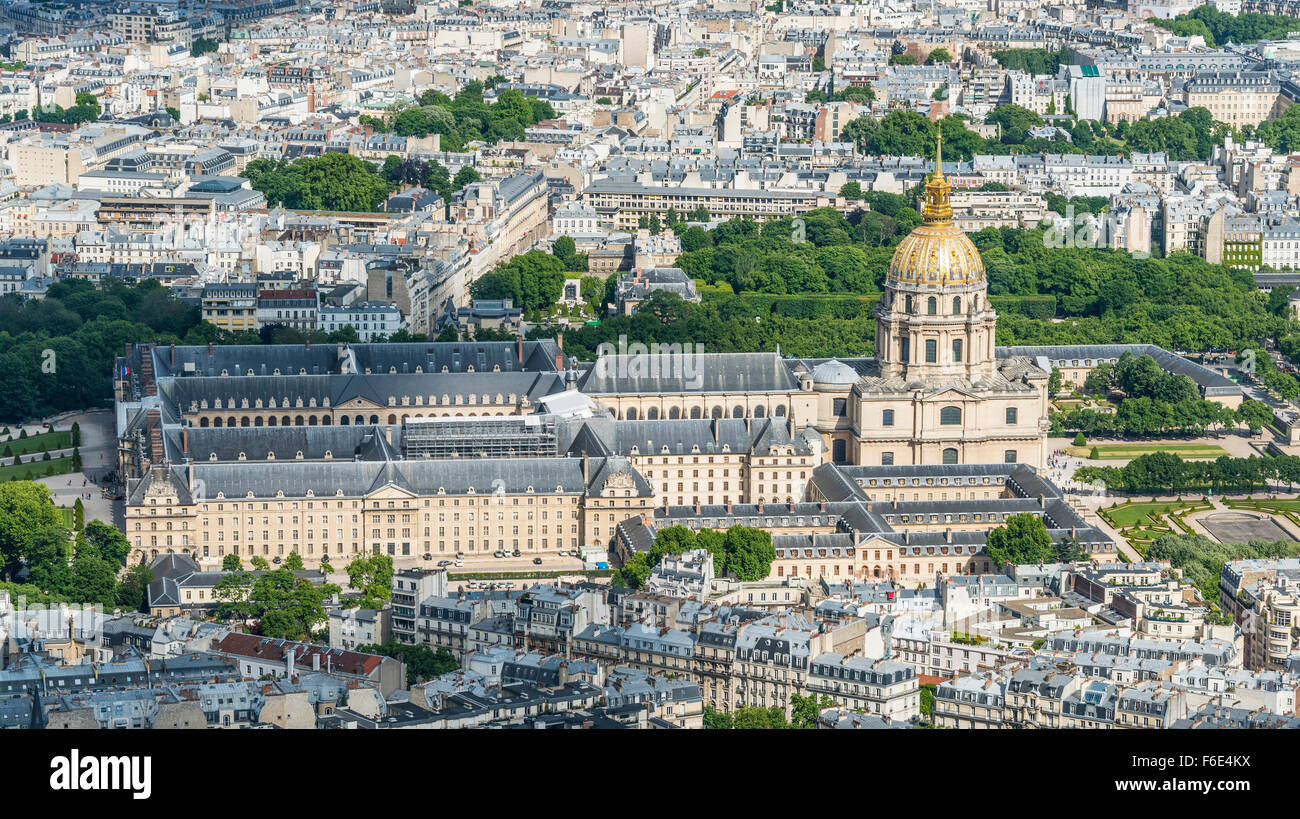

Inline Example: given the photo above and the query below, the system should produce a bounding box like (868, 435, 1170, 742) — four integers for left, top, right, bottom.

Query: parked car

(511, 549, 521, 557)
(437, 560, 451, 567)
(454, 559, 464, 567)
(533, 557, 543, 565)
(422, 553, 432, 561)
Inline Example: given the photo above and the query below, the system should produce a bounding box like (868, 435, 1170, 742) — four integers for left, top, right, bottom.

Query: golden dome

(886, 131, 986, 288)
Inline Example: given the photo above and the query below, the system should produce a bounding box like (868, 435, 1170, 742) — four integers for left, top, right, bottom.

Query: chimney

(170, 343, 175, 367)
(207, 342, 213, 356)
(945, 528, 952, 543)
(758, 500, 764, 513)
(306, 340, 310, 350)
(819, 501, 825, 512)
(517, 336, 524, 364)
(582, 451, 589, 483)
(313, 652, 320, 671)
(285, 646, 295, 679)
(726, 501, 732, 513)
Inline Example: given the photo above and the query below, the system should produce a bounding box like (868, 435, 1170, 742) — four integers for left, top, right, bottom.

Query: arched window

(626, 407, 638, 421)
(952, 339, 963, 363)
(942, 448, 959, 465)
(1005, 407, 1018, 424)
(690, 406, 701, 419)
(668, 406, 681, 420)
(711, 406, 723, 419)
(927, 296, 937, 315)
(925, 339, 937, 363)
(940, 406, 962, 425)
(774, 405, 786, 417)
(647, 407, 659, 420)
(732, 405, 744, 418)
(952, 296, 961, 314)
(754, 405, 766, 418)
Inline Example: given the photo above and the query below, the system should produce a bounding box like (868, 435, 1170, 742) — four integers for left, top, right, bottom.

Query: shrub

(1073, 432, 1086, 447)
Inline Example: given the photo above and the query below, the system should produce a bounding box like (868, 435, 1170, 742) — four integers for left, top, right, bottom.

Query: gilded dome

(886, 132, 986, 288)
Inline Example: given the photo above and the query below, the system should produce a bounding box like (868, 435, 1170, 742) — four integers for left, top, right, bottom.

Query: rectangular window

(882, 452, 894, 465)
(925, 339, 937, 363)
(882, 409, 894, 426)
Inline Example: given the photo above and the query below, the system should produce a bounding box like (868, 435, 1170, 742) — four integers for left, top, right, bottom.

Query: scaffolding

(401, 416, 558, 460)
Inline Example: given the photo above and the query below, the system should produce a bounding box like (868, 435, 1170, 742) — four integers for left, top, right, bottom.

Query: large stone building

(115, 137, 1224, 575)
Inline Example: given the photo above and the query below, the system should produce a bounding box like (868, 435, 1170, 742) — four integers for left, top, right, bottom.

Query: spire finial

(936, 124, 942, 172)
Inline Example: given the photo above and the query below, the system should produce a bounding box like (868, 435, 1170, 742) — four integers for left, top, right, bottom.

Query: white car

(454, 559, 464, 567)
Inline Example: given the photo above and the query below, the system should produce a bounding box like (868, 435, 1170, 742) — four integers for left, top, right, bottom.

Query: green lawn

(0, 430, 72, 457)
(1070, 443, 1229, 460)
(1226, 498, 1300, 512)
(1103, 500, 1207, 528)
(0, 455, 77, 481)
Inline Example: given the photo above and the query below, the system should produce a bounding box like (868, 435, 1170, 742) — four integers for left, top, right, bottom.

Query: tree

(71, 447, 81, 472)
(985, 104, 1043, 145)
(222, 554, 243, 571)
(985, 513, 1054, 567)
(165, 107, 180, 121)
(0, 481, 61, 580)
(361, 640, 459, 684)
(1073, 432, 1086, 447)
(73, 498, 84, 531)
(213, 570, 257, 622)
(926, 48, 953, 65)
(70, 422, 80, 447)
(190, 37, 220, 57)
(839, 181, 864, 200)
(1236, 399, 1273, 435)
(285, 551, 305, 571)
(250, 556, 271, 571)
(116, 564, 153, 612)
(248, 568, 338, 639)
(245, 153, 395, 211)
(719, 525, 776, 581)
(889, 54, 919, 66)
(452, 165, 480, 191)
(24, 526, 72, 594)
(346, 553, 394, 609)
(67, 544, 119, 606)
(790, 692, 836, 728)
(1053, 535, 1088, 563)
(1048, 367, 1063, 396)
(83, 520, 131, 566)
